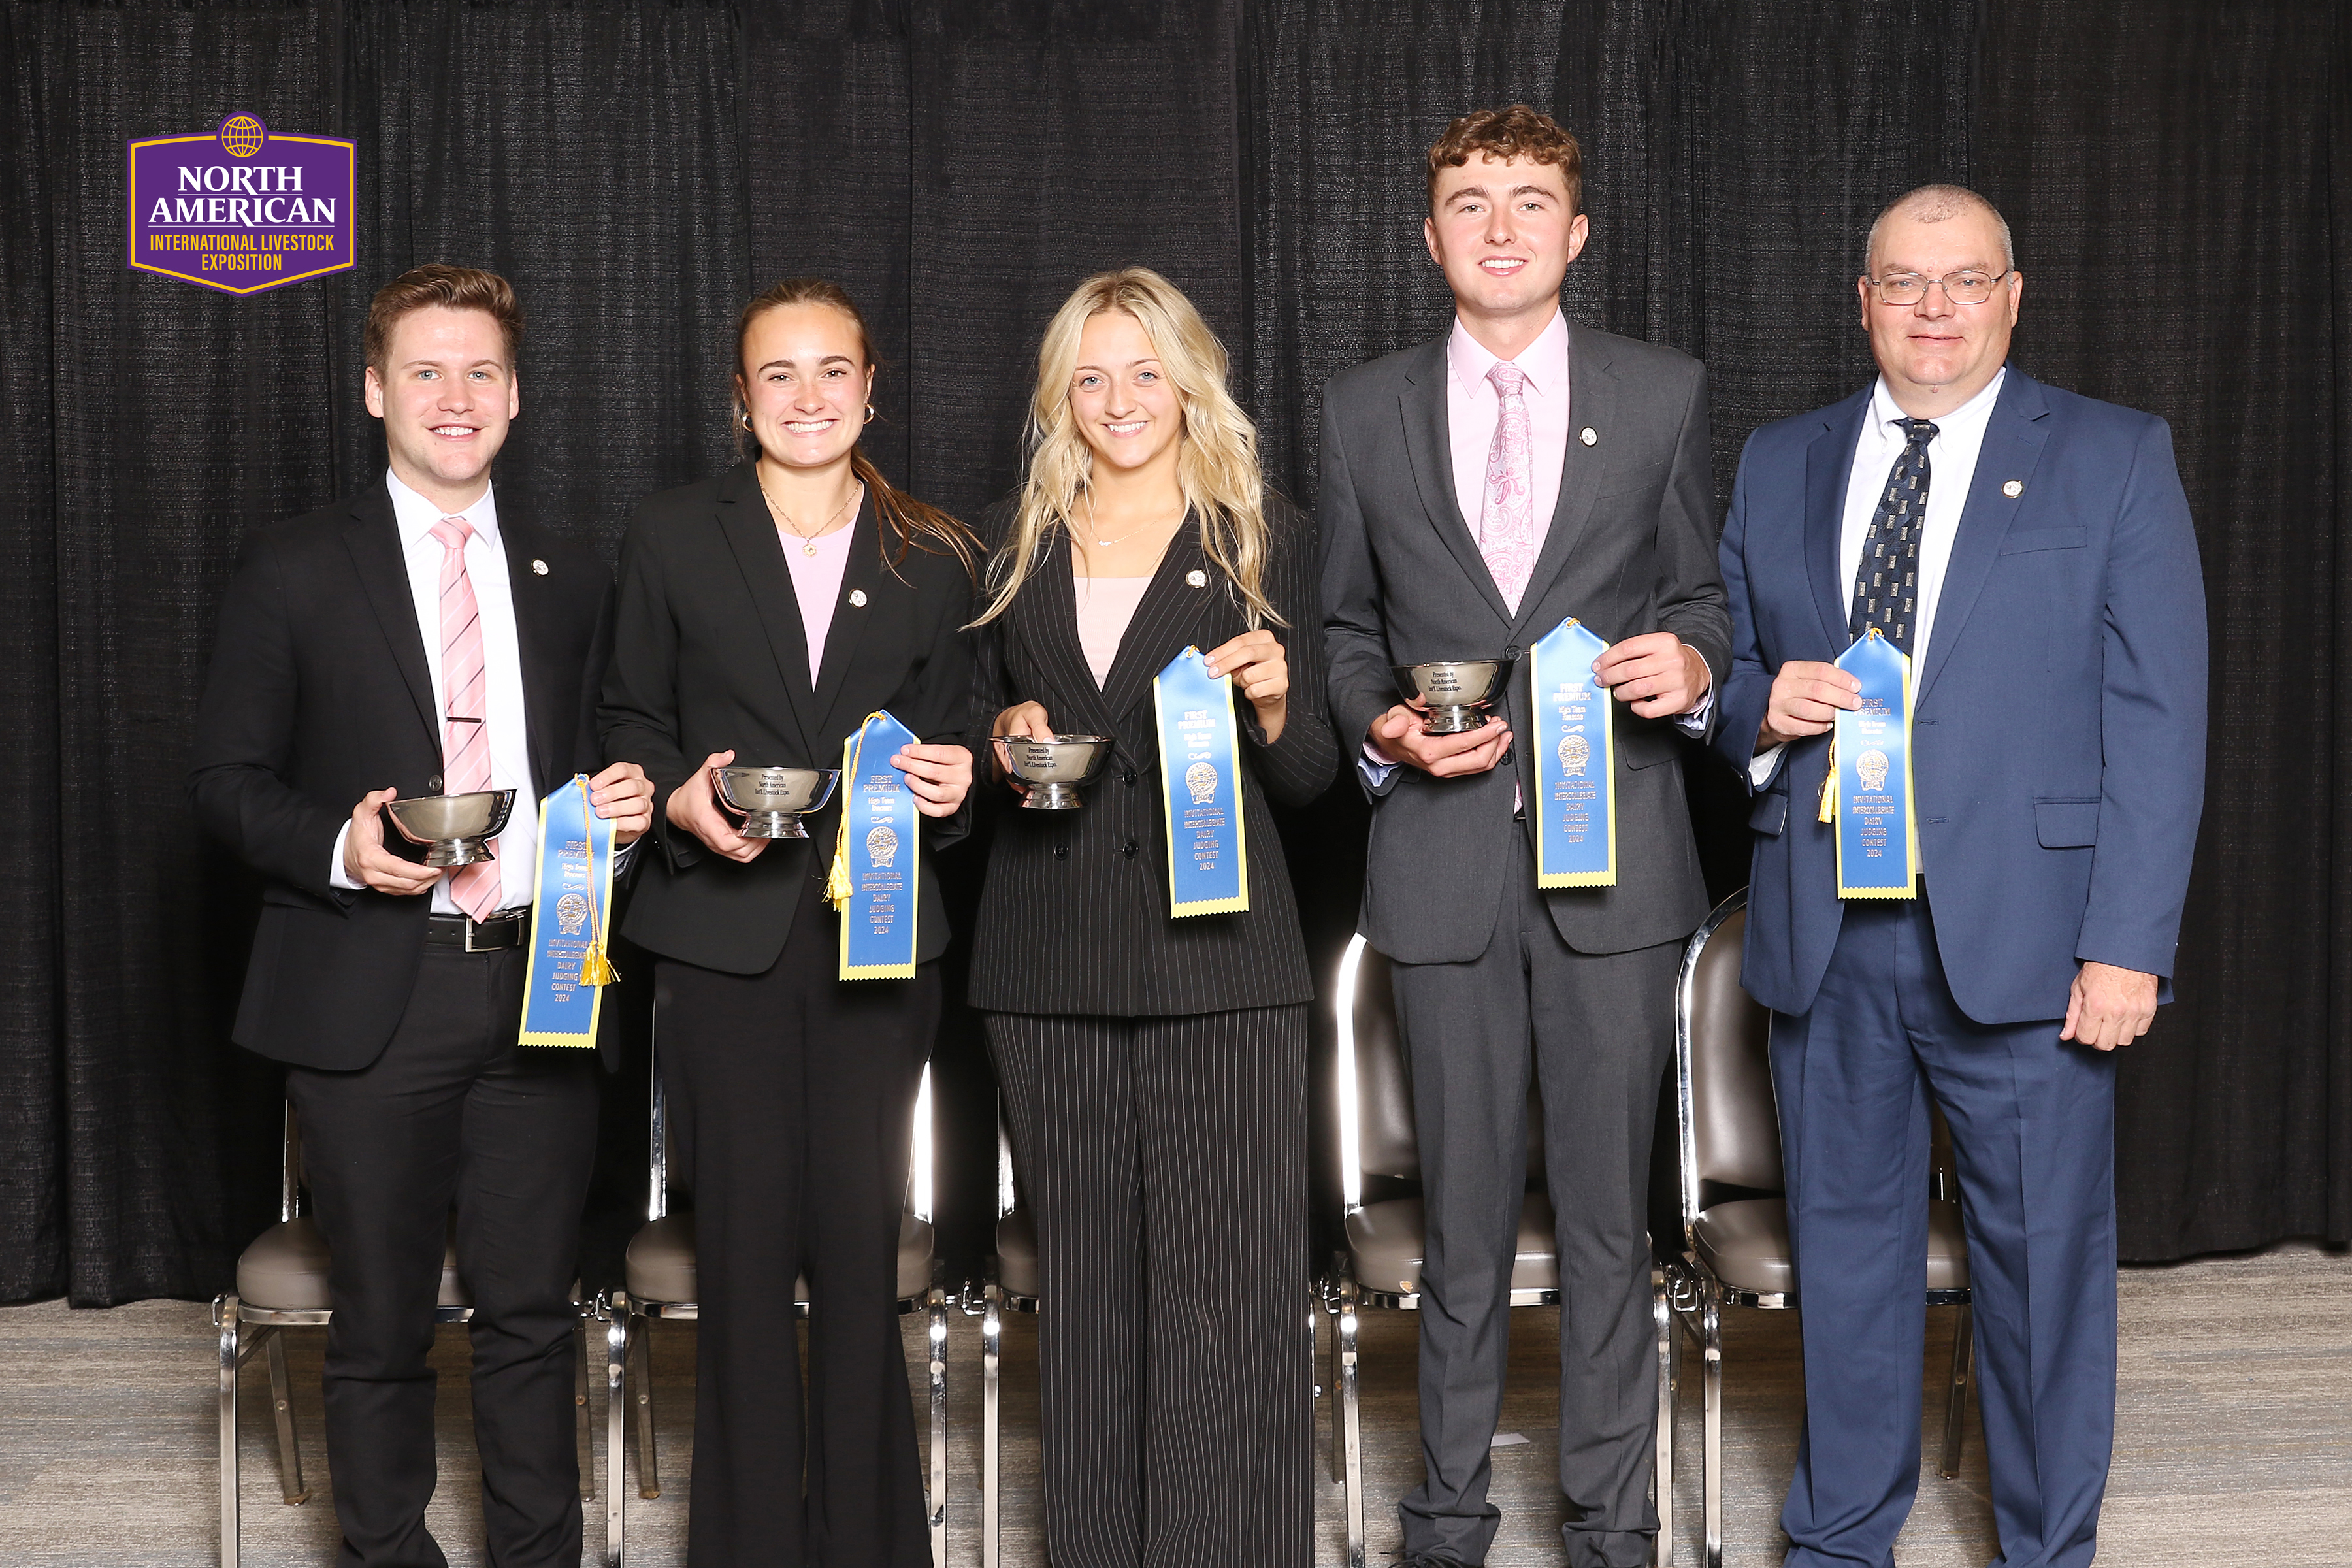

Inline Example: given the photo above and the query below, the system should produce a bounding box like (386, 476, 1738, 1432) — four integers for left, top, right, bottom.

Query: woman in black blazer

(600, 278, 977, 1568)
(970, 267, 1336, 1567)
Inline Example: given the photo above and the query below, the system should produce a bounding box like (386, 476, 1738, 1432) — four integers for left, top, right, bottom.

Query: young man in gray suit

(1321, 106, 1727, 1568)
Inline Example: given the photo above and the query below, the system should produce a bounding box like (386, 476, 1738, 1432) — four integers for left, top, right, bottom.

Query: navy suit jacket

(1714, 370, 2208, 1024)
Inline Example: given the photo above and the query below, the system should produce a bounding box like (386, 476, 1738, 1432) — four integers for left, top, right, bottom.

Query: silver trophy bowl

(1394, 659, 1506, 734)
(996, 734, 1115, 811)
(712, 766, 840, 840)
(385, 789, 517, 868)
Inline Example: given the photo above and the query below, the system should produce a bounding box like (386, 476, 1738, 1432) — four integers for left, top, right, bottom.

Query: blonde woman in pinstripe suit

(969, 269, 1336, 1566)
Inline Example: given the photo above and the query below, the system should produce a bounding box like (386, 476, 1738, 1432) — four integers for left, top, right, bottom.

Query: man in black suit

(1321, 108, 1727, 1568)
(189, 264, 652, 1568)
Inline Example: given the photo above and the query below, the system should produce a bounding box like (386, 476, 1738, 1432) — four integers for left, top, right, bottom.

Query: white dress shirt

(331, 470, 540, 913)
(1750, 367, 2008, 787)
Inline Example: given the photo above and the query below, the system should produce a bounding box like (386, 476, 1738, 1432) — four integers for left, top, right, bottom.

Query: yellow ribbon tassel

(827, 715, 881, 911)
(578, 781, 617, 987)
(1818, 739, 1837, 825)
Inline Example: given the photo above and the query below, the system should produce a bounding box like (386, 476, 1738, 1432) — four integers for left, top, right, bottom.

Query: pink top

(1073, 569, 1153, 688)
(1446, 308, 1571, 549)
(783, 522, 856, 687)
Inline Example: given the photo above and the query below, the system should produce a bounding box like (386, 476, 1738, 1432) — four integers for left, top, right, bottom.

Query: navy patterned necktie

(1849, 417, 1938, 655)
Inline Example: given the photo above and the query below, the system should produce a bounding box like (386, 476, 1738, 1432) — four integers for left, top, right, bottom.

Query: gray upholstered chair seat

(235, 1217, 468, 1312)
(625, 1211, 935, 1307)
(1344, 1191, 1561, 1299)
(625, 1214, 698, 1305)
(1692, 1196, 1971, 1297)
(996, 1209, 1037, 1299)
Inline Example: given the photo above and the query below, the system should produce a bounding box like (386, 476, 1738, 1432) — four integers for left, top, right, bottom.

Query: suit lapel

(1512, 323, 1612, 640)
(809, 495, 883, 745)
(711, 462, 821, 756)
(1098, 523, 1214, 728)
(1399, 338, 1513, 628)
(498, 514, 566, 796)
(342, 483, 440, 755)
(1915, 372, 2050, 706)
(1014, 529, 1119, 740)
(1805, 391, 1872, 653)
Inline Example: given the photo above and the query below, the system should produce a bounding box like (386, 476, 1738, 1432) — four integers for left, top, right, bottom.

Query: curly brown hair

(363, 264, 521, 374)
(1427, 105, 1582, 217)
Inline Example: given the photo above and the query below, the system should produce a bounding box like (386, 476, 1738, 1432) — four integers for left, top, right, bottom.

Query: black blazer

(966, 498, 1338, 1016)
(188, 480, 617, 1070)
(599, 462, 976, 976)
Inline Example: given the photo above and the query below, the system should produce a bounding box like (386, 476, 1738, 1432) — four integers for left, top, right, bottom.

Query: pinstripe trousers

(987, 1006, 1313, 1568)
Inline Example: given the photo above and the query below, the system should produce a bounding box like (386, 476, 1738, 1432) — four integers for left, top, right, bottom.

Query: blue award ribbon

(1152, 646, 1249, 917)
(518, 774, 617, 1049)
(1531, 617, 1618, 888)
(1833, 628, 1918, 899)
(832, 710, 922, 979)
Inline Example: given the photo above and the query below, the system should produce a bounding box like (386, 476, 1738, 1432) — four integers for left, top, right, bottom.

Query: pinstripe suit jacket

(966, 498, 1338, 1017)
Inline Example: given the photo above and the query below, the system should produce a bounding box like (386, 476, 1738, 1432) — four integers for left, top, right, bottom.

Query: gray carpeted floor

(2, 1241, 2344, 1565)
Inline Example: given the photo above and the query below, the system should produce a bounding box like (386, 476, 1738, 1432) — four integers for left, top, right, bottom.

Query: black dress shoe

(1399, 1555, 1475, 1568)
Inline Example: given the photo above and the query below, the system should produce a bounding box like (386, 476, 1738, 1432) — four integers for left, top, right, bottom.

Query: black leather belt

(424, 907, 531, 953)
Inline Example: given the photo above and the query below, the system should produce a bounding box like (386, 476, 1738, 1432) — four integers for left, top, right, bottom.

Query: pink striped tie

(429, 515, 501, 921)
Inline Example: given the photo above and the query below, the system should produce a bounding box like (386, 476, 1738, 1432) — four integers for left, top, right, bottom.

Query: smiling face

(736, 301, 874, 472)
(1068, 309, 1183, 478)
(1425, 153, 1588, 345)
(363, 305, 517, 511)
(1860, 201, 2022, 416)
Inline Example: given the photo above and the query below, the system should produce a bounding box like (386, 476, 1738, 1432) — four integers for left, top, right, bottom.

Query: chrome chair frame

(1659, 890, 1976, 1568)
(213, 1103, 599, 1568)
(1320, 934, 1675, 1568)
(604, 1025, 950, 1568)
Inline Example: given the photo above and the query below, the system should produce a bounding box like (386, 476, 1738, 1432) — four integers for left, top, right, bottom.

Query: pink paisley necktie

(1479, 361, 1537, 613)
(429, 515, 502, 921)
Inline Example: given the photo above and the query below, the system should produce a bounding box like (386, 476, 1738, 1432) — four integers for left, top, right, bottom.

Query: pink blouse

(1073, 568, 1153, 688)
(782, 523, 855, 687)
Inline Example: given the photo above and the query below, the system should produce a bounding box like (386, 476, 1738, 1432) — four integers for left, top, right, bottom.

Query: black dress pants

(284, 944, 600, 1568)
(985, 1005, 1313, 1568)
(658, 868, 936, 1568)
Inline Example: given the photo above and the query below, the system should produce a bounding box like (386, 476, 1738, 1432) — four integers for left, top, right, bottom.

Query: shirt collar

(1447, 306, 1571, 397)
(1867, 365, 2008, 440)
(385, 466, 501, 549)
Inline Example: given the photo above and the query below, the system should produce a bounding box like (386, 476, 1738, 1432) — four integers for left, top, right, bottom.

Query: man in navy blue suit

(1713, 185, 2207, 1568)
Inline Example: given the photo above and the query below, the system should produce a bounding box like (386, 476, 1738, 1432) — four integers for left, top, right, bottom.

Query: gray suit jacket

(1320, 319, 1729, 962)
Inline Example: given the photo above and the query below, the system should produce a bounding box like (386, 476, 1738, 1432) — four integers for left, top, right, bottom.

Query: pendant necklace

(760, 471, 860, 556)
(1080, 502, 1186, 551)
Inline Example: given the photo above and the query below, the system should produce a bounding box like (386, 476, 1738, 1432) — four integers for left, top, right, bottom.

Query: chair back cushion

(1686, 906, 1783, 1193)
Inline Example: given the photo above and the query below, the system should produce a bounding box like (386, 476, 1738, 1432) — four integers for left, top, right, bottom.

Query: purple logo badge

(128, 115, 355, 295)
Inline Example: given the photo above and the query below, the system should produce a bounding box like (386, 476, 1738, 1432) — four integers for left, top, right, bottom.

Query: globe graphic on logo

(218, 116, 267, 157)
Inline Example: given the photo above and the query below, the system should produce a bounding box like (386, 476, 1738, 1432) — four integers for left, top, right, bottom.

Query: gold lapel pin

(849, 589, 868, 608)
(1579, 427, 1597, 446)
(2002, 480, 2023, 498)
(531, 559, 548, 576)
(1186, 569, 1207, 587)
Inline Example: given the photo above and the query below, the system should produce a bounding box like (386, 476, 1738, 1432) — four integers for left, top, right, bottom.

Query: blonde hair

(972, 267, 1280, 627)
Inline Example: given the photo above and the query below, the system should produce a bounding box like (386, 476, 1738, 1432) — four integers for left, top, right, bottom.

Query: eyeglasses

(1865, 269, 2012, 306)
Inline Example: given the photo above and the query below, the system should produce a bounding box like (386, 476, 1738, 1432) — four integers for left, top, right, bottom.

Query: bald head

(1865, 184, 2014, 276)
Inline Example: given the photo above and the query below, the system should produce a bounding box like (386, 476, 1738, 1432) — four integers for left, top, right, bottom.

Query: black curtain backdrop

(2, 0, 2343, 1303)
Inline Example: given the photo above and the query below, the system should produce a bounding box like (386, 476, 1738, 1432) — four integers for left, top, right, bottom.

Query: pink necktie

(1479, 361, 1537, 613)
(429, 515, 502, 921)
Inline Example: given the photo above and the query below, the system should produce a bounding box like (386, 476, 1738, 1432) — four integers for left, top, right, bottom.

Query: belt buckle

(464, 913, 510, 953)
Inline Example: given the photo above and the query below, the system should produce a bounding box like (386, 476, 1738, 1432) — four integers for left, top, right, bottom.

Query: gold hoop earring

(865, 404, 877, 425)
(739, 408, 753, 432)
